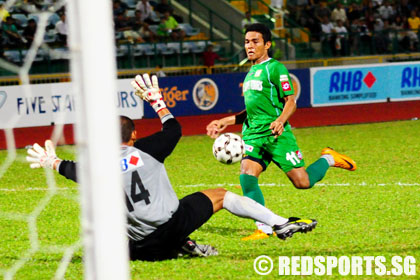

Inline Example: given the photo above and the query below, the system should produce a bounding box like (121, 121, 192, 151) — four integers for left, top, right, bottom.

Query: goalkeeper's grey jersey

(120, 145, 179, 241)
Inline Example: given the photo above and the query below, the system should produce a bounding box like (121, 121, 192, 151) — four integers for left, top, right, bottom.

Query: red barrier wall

(1, 100, 419, 149)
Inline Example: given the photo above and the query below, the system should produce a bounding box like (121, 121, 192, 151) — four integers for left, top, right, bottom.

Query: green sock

(239, 174, 265, 206)
(306, 158, 330, 187)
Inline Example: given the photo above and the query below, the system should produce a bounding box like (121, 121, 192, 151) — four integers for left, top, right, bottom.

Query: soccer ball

(212, 133, 245, 164)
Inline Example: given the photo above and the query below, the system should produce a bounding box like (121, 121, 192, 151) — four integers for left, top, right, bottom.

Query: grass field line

(177, 182, 420, 188)
(0, 187, 74, 192)
(0, 182, 418, 192)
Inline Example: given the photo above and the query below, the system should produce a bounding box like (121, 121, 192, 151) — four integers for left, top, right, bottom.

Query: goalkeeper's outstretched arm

(26, 140, 78, 182)
(131, 74, 182, 163)
(27, 74, 181, 180)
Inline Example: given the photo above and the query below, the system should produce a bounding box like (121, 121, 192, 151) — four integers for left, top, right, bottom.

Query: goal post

(67, 1, 130, 279)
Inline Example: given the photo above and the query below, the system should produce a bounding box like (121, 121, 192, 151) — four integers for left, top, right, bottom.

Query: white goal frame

(67, 1, 130, 279)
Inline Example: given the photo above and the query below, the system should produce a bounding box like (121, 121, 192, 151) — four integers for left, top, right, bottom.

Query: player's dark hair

(245, 23, 272, 44)
(120, 115, 135, 143)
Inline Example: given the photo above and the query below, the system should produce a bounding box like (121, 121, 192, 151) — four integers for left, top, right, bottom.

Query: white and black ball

(212, 133, 245, 164)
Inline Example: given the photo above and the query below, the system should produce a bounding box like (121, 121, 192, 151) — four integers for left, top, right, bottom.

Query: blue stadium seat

(148, 25, 159, 35)
(133, 43, 156, 56)
(190, 41, 209, 53)
(11, 13, 28, 28)
(126, 9, 136, 18)
(116, 45, 129, 57)
(156, 43, 175, 55)
(121, 0, 137, 9)
(49, 48, 70, 60)
(27, 13, 39, 23)
(21, 49, 47, 62)
(48, 13, 60, 26)
(178, 23, 200, 37)
(167, 42, 191, 54)
(43, 29, 57, 43)
(4, 50, 22, 63)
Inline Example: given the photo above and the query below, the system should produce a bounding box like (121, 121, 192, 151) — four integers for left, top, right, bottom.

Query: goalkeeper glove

(131, 73, 166, 113)
(26, 140, 62, 171)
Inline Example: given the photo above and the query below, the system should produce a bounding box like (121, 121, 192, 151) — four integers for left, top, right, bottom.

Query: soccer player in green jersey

(206, 23, 357, 240)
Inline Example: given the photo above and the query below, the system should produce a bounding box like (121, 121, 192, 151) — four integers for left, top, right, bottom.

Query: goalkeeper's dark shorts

(128, 192, 213, 261)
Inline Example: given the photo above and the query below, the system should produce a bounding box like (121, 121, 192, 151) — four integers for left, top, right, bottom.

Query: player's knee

(240, 160, 262, 177)
(214, 188, 227, 196)
(293, 179, 311, 189)
(200, 188, 227, 212)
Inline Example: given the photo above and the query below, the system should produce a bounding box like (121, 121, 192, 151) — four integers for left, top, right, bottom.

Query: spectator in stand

(2, 17, 25, 47)
(115, 13, 145, 44)
(334, 19, 348, 55)
(390, 15, 410, 51)
(373, 18, 389, 53)
(365, 14, 376, 33)
(113, 0, 128, 18)
(157, 11, 185, 41)
(407, 10, 420, 50)
(347, 3, 362, 23)
(320, 15, 336, 56)
(23, 19, 37, 47)
(55, 13, 68, 45)
(155, 64, 166, 77)
(241, 11, 258, 33)
(202, 44, 227, 68)
(378, 0, 395, 21)
(0, 3, 10, 22)
(129, 10, 144, 29)
(139, 22, 156, 42)
(331, 2, 347, 25)
(315, 1, 331, 24)
(155, 0, 174, 16)
(363, 1, 376, 24)
(373, 0, 383, 8)
(301, 4, 321, 39)
(349, 18, 360, 55)
(271, 0, 283, 10)
(136, 0, 157, 24)
(357, 17, 372, 53)
(396, 0, 411, 18)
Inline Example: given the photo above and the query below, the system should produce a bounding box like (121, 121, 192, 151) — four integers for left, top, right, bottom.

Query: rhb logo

(401, 67, 420, 88)
(329, 71, 376, 93)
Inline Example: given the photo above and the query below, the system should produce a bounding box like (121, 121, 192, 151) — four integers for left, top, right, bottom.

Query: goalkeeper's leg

(200, 188, 317, 240)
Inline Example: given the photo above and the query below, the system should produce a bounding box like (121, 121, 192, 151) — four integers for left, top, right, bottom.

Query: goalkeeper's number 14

(125, 171, 151, 212)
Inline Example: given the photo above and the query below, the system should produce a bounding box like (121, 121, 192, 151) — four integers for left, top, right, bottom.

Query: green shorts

(243, 130, 305, 173)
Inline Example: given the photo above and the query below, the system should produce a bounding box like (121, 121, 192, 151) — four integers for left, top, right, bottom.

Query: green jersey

(242, 58, 294, 140)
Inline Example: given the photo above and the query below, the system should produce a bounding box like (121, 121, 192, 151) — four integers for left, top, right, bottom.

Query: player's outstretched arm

(26, 140, 62, 171)
(206, 110, 246, 139)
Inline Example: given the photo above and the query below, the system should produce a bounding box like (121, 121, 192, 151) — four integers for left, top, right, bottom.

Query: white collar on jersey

(255, 57, 271, 65)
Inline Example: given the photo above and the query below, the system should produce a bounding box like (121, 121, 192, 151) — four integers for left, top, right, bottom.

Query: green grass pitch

(1, 120, 419, 279)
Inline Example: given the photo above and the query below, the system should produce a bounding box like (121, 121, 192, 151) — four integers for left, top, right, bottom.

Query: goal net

(0, 0, 130, 279)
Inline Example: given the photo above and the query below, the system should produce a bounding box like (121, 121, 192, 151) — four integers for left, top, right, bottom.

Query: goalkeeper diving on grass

(206, 23, 357, 241)
(26, 74, 317, 261)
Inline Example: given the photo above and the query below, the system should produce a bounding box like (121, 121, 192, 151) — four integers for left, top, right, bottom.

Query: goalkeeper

(206, 23, 357, 241)
(26, 74, 317, 261)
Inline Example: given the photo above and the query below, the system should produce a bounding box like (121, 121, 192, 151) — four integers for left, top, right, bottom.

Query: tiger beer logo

(160, 86, 189, 108)
(289, 73, 301, 101)
(192, 78, 219, 111)
(0, 91, 6, 109)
